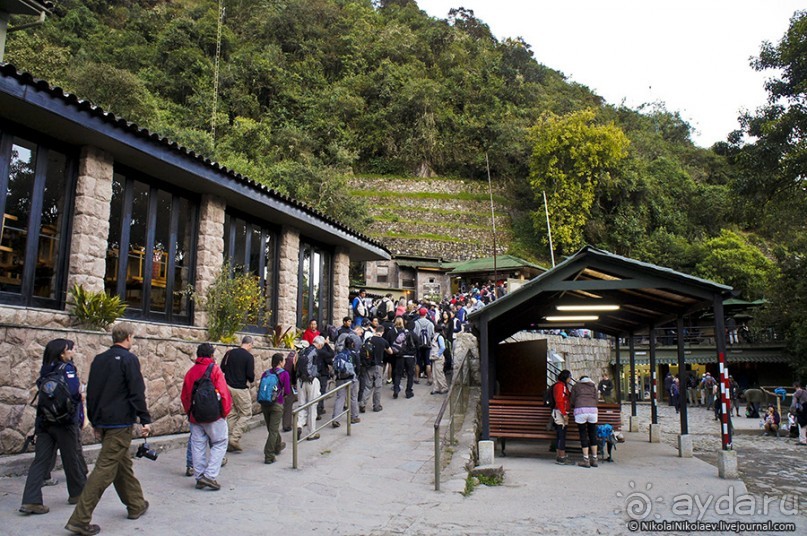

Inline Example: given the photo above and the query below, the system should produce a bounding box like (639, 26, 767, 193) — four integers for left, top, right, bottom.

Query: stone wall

(276, 227, 300, 329)
(192, 195, 226, 327)
(450, 331, 610, 389)
(0, 313, 288, 456)
(507, 332, 612, 381)
(65, 147, 113, 294)
(331, 247, 350, 322)
(350, 177, 513, 261)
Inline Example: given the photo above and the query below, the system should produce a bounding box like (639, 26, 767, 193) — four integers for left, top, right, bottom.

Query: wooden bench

(489, 397, 622, 456)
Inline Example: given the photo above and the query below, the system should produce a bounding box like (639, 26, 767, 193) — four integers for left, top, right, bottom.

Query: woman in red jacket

(552, 370, 572, 465)
(181, 343, 232, 491)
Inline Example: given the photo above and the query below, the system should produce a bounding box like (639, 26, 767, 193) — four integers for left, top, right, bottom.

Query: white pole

(543, 190, 555, 267)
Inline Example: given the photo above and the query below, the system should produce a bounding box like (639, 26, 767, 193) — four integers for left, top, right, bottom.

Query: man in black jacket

(221, 336, 255, 452)
(66, 323, 151, 536)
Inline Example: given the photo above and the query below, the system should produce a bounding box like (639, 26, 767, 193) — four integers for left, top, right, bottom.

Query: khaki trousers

(68, 427, 146, 525)
(226, 386, 252, 445)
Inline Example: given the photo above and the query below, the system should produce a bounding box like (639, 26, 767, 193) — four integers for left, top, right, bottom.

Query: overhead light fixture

(556, 304, 620, 312)
(545, 315, 598, 322)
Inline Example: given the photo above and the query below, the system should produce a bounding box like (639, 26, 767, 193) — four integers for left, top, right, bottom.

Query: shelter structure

(468, 246, 737, 472)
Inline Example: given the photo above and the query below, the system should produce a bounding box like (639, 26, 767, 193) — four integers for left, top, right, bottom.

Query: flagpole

(543, 190, 555, 267)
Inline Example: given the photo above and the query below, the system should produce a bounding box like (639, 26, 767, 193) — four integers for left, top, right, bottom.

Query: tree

(528, 109, 629, 255)
(693, 230, 775, 300)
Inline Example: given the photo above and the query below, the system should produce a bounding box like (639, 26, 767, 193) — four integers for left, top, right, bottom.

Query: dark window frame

(0, 121, 77, 310)
(297, 238, 333, 329)
(223, 208, 280, 332)
(108, 165, 199, 325)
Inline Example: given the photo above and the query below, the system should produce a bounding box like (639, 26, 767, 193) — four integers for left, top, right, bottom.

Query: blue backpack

(334, 350, 356, 380)
(258, 369, 282, 405)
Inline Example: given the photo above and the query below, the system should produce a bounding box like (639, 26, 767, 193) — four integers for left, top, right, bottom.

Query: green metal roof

(447, 254, 546, 275)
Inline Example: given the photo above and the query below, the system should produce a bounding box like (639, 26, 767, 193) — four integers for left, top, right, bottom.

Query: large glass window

(223, 212, 278, 329)
(297, 241, 332, 328)
(0, 129, 74, 308)
(104, 169, 197, 324)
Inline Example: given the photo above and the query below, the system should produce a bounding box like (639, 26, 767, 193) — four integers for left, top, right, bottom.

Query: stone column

(276, 226, 300, 330)
(193, 195, 225, 327)
(66, 146, 114, 295)
(331, 247, 350, 324)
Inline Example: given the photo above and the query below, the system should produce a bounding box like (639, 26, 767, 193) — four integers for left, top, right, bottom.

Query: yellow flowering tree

(529, 109, 629, 255)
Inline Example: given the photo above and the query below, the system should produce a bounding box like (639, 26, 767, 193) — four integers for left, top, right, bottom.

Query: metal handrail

(433, 352, 471, 491)
(291, 380, 352, 469)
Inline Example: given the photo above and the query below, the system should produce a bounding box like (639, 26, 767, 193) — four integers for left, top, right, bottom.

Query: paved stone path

(1, 383, 803, 535)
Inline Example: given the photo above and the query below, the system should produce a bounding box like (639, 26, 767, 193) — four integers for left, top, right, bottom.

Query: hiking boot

(185, 466, 194, 477)
(577, 458, 591, 468)
(264, 458, 275, 464)
(316, 414, 323, 421)
(590, 457, 599, 467)
(359, 406, 366, 413)
(350, 417, 361, 424)
(306, 434, 320, 441)
(413, 380, 420, 384)
(405, 392, 414, 399)
(555, 456, 569, 465)
(221, 456, 228, 467)
(373, 406, 383, 412)
(393, 391, 399, 399)
(297, 427, 302, 437)
(283, 427, 292, 432)
(195, 479, 206, 489)
(198, 475, 221, 490)
(332, 421, 341, 428)
(127, 500, 149, 520)
(68, 496, 80, 505)
(43, 478, 58, 487)
(64, 522, 101, 535)
(19, 503, 49, 515)
(277, 441, 287, 453)
(227, 442, 242, 453)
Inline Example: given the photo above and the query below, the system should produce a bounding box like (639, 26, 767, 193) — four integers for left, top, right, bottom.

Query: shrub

(200, 262, 265, 343)
(68, 284, 127, 330)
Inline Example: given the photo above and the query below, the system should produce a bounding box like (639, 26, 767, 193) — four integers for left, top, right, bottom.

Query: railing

(291, 380, 352, 469)
(433, 352, 471, 491)
(628, 325, 784, 346)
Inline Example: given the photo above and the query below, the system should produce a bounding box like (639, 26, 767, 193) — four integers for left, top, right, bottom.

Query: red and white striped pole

(718, 351, 732, 450)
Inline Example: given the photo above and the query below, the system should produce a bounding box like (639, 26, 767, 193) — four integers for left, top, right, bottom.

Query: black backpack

(377, 299, 389, 319)
(35, 364, 75, 425)
(544, 382, 558, 409)
(361, 338, 375, 367)
(191, 364, 222, 423)
(419, 326, 431, 349)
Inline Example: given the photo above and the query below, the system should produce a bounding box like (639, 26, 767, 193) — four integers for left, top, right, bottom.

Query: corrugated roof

(0, 0, 52, 16)
(0, 63, 389, 257)
(448, 254, 546, 275)
(612, 354, 790, 365)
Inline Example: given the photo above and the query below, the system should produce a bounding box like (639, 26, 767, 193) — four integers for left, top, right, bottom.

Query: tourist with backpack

(362, 326, 393, 412)
(413, 308, 434, 385)
(332, 338, 361, 426)
(221, 336, 255, 453)
(430, 330, 449, 395)
(389, 317, 414, 399)
(180, 343, 232, 491)
(259, 353, 292, 464)
(66, 323, 151, 536)
(295, 337, 324, 441)
(550, 370, 572, 465)
(20, 339, 87, 516)
(352, 289, 368, 328)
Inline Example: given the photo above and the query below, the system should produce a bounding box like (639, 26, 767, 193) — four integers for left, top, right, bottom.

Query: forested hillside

(5, 2, 807, 371)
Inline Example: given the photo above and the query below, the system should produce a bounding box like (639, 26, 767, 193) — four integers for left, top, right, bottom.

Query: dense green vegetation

(5, 2, 807, 372)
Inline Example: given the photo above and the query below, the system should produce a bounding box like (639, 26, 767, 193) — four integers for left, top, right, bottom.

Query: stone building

(0, 64, 389, 454)
(360, 255, 451, 302)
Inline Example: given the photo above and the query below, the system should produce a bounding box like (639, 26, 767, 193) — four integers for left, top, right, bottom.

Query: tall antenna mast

(543, 190, 555, 267)
(486, 152, 498, 283)
(211, 0, 225, 143)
